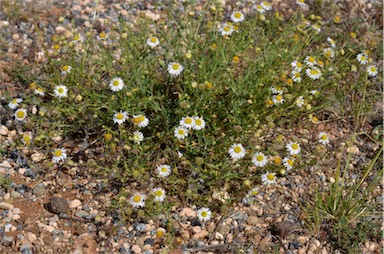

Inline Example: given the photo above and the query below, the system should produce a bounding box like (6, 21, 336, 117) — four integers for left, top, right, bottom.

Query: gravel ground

(0, 0, 382, 253)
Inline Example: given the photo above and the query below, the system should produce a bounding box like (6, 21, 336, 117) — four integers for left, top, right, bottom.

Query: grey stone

(32, 183, 46, 196)
(46, 197, 69, 214)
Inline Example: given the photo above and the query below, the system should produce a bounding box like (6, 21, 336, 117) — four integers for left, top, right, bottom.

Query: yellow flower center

(113, 80, 120, 86)
(16, 111, 25, 118)
(233, 56, 239, 62)
(294, 72, 300, 78)
(291, 143, 299, 150)
(54, 44, 60, 50)
(74, 35, 80, 41)
(62, 66, 69, 71)
(12, 99, 18, 104)
(234, 12, 241, 19)
(23, 136, 31, 143)
(370, 67, 376, 72)
(104, 133, 112, 140)
(185, 118, 193, 124)
(263, 2, 270, 7)
(326, 50, 332, 57)
(223, 26, 231, 32)
(195, 119, 202, 126)
(133, 116, 145, 123)
(288, 159, 294, 166)
(133, 195, 141, 203)
(234, 146, 242, 153)
(161, 167, 168, 172)
(310, 69, 319, 75)
(274, 157, 282, 164)
(54, 150, 62, 157)
(172, 63, 180, 70)
(361, 56, 366, 61)
(116, 113, 124, 120)
(201, 211, 207, 217)
(155, 190, 163, 197)
(150, 37, 157, 43)
(257, 5, 263, 10)
(267, 173, 275, 181)
(251, 190, 258, 195)
(276, 95, 283, 101)
(156, 230, 164, 238)
(308, 56, 315, 62)
(58, 88, 64, 94)
(299, 0, 305, 3)
(99, 32, 106, 38)
(297, 62, 302, 68)
(256, 155, 264, 161)
(321, 135, 327, 140)
(178, 129, 185, 135)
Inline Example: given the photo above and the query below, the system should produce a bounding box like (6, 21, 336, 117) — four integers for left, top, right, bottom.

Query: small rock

(0, 202, 14, 210)
(192, 229, 208, 239)
(215, 232, 224, 241)
(0, 125, 8, 135)
(192, 226, 201, 234)
(69, 199, 82, 209)
(180, 208, 196, 217)
(73, 233, 98, 254)
(11, 191, 22, 199)
(2, 235, 13, 247)
(270, 221, 301, 239)
(308, 243, 318, 252)
(0, 161, 14, 175)
(12, 208, 21, 214)
(55, 26, 66, 33)
(347, 145, 360, 155)
(298, 236, 310, 244)
(26, 232, 37, 243)
(289, 240, 300, 250)
(32, 183, 46, 196)
(12, 214, 20, 220)
(226, 233, 233, 243)
(247, 215, 260, 226)
(18, 168, 26, 175)
(46, 197, 69, 214)
(3, 193, 10, 200)
(131, 245, 142, 254)
(31, 152, 44, 162)
(313, 239, 321, 248)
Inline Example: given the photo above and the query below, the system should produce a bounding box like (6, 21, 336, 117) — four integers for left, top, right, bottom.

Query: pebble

(0, 202, 14, 210)
(12, 214, 21, 220)
(215, 232, 224, 241)
(192, 229, 208, 239)
(69, 199, 82, 209)
(180, 207, 196, 217)
(131, 245, 141, 254)
(308, 243, 318, 252)
(32, 183, 46, 196)
(3, 193, 10, 200)
(46, 197, 69, 214)
(18, 168, 27, 175)
(2, 235, 14, 247)
(247, 215, 260, 226)
(31, 152, 44, 162)
(0, 125, 8, 135)
(11, 190, 22, 199)
(26, 232, 37, 243)
(0, 160, 14, 175)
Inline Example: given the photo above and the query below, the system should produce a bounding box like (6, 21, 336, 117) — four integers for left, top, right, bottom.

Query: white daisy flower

(272, 94, 285, 104)
(177, 151, 183, 158)
(252, 152, 268, 167)
(306, 67, 322, 80)
(193, 116, 205, 130)
(270, 86, 283, 94)
(261, 1, 272, 10)
(197, 207, 212, 222)
(291, 70, 302, 82)
(132, 115, 149, 128)
(34, 87, 45, 96)
(146, 36, 160, 48)
(295, 96, 305, 108)
(52, 148, 67, 163)
(133, 131, 144, 144)
(54, 85, 68, 98)
(286, 141, 301, 155)
(22, 134, 32, 145)
(61, 65, 71, 75)
(15, 108, 27, 121)
(174, 126, 188, 140)
(261, 172, 277, 185)
(291, 60, 303, 72)
(168, 62, 184, 76)
(310, 90, 319, 95)
(152, 188, 166, 202)
(283, 157, 294, 170)
(323, 48, 335, 58)
(231, 11, 244, 23)
(72, 34, 84, 44)
(356, 53, 368, 65)
(97, 32, 108, 41)
(367, 65, 378, 77)
(296, 0, 306, 7)
(180, 116, 195, 129)
(248, 187, 260, 196)
(8, 98, 22, 109)
(109, 77, 125, 92)
(113, 111, 128, 125)
(156, 164, 172, 177)
(228, 143, 246, 159)
(304, 56, 316, 66)
(255, 5, 265, 13)
(219, 22, 234, 36)
(312, 24, 321, 33)
(318, 132, 330, 145)
(327, 37, 336, 48)
(129, 193, 146, 208)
